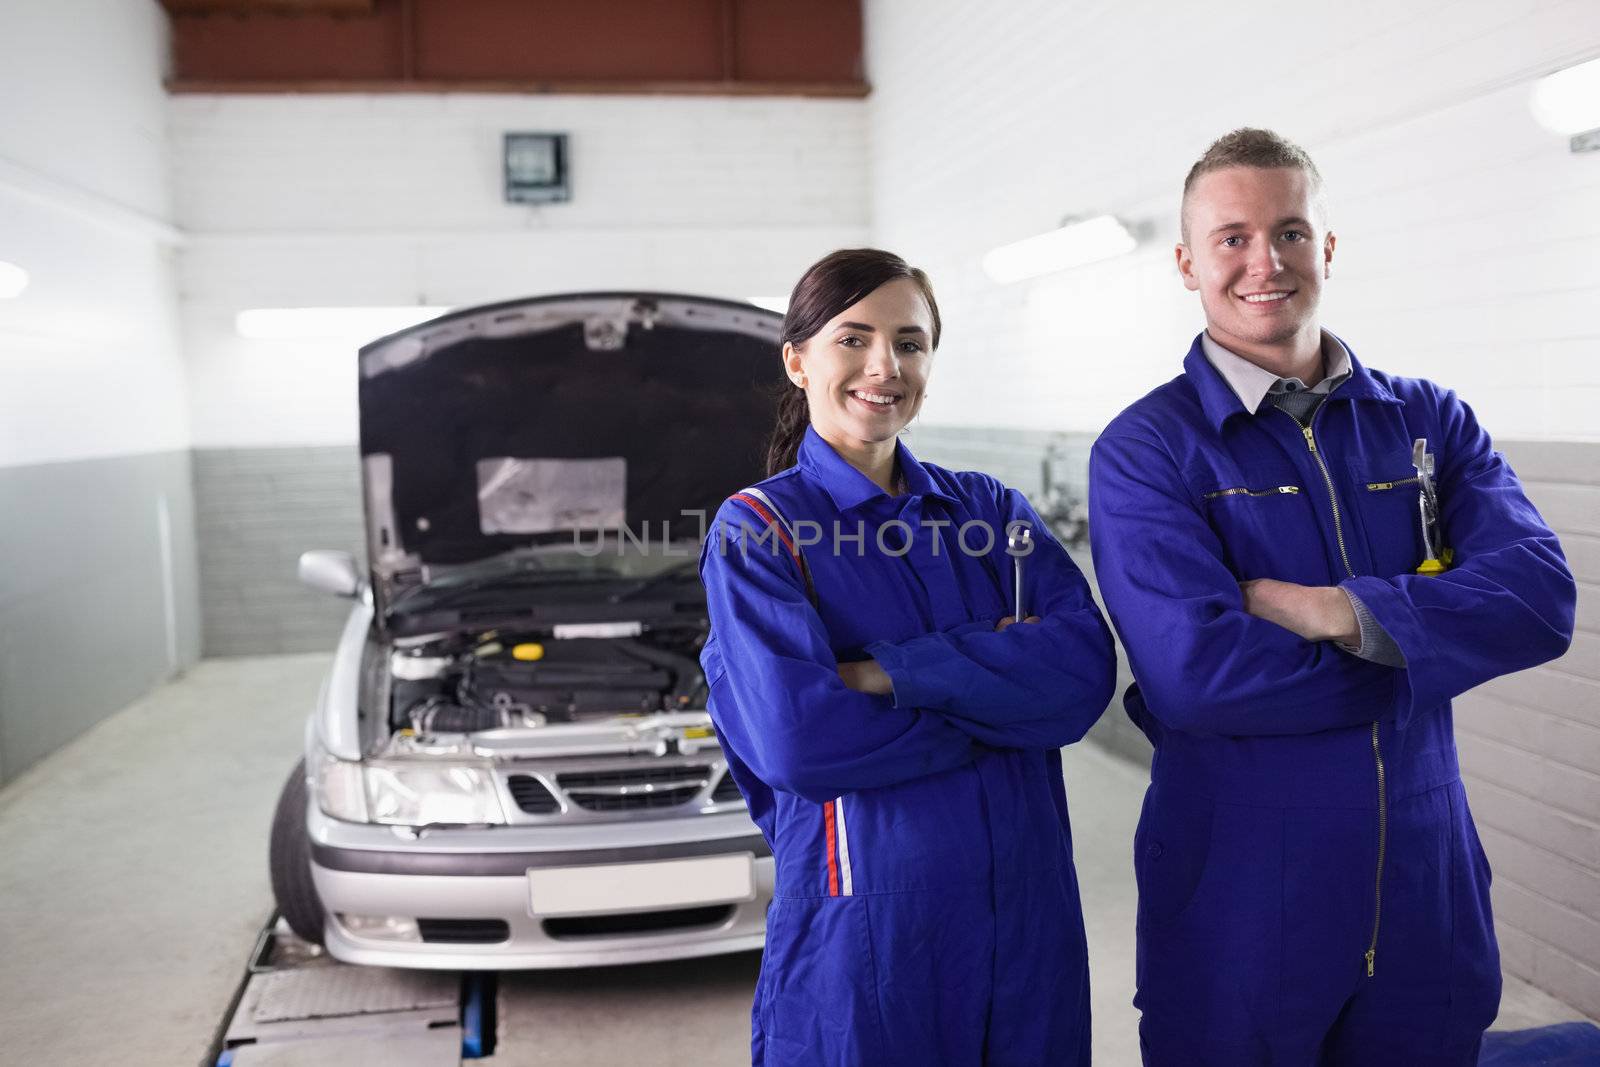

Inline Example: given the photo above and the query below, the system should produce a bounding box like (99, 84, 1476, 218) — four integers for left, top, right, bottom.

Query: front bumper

(307, 804, 772, 969)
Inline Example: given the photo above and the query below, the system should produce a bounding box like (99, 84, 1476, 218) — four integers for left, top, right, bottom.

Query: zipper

(1203, 485, 1301, 500)
(1281, 407, 1386, 977)
(1366, 477, 1420, 491)
(1366, 721, 1387, 977)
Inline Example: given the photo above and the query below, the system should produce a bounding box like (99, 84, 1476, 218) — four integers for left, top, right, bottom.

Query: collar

(1200, 329, 1353, 412)
(797, 425, 958, 512)
(1184, 329, 1399, 431)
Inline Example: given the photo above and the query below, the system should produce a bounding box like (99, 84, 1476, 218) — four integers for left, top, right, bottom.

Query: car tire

(269, 758, 327, 945)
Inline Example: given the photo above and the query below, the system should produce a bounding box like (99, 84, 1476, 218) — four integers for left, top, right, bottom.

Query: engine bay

(382, 622, 711, 743)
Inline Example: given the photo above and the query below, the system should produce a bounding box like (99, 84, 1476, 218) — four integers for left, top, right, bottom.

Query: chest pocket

(1346, 450, 1426, 578)
(1197, 475, 1321, 583)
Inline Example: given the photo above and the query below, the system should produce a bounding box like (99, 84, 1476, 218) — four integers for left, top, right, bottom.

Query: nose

(864, 336, 901, 379)
(1247, 238, 1283, 278)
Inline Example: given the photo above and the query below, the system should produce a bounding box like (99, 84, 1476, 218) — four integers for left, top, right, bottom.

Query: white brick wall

(0, 0, 188, 467)
(863, 0, 1600, 1017)
(170, 93, 871, 447)
(863, 0, 1600, 442)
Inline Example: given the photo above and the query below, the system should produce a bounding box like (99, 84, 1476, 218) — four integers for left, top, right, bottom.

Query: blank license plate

(528, 853, 755, 917)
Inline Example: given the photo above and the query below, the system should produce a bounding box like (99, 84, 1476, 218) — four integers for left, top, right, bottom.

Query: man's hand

(837, 659, 894, 695)
(1238, 579, 1360, 645)
(996, 615, 1041, 631)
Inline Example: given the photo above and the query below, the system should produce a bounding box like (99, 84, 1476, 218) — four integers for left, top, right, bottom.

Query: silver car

(269, 293, 783, 969)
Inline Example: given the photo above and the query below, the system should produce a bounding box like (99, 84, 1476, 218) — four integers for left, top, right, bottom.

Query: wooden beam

(166, 78, 872, 98)
(161, 0, 375, 13)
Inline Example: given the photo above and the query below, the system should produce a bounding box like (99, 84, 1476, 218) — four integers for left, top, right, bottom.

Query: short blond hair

(1181, 128, 1325, 241)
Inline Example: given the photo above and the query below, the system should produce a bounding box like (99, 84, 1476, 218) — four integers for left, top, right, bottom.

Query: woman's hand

(837, 659, 894, 695)
(995, 615, 1041, 631)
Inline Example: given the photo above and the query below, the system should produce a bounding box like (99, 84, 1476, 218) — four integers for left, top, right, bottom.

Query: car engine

(387, 626, 710, 737)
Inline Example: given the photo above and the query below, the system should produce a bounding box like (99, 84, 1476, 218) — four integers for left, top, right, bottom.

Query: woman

(699, 249, 1116, 1067)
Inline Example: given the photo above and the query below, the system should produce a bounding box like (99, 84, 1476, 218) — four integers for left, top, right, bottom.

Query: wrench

(1008, 524, 1033, 619)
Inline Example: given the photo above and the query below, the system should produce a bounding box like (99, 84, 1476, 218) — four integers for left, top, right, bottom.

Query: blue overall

(1087, 334, 1576, 1066)
(699, 427, 1117, 1067)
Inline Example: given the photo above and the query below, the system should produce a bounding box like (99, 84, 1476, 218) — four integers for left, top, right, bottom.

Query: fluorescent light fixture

(235, 306, 449, 340)
(0, 260, 29, 299)
(982, 215, 1137, 284)
(1530, 56, 1600, 135)
(748, 296, 788, 313)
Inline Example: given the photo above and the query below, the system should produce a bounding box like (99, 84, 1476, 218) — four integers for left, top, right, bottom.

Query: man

(1088, 128, 1576, 1066)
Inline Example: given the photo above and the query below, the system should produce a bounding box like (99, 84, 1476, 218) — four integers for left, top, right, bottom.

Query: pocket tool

(1412, 437, 1448, 575)
(1008, 524, 1032, 619)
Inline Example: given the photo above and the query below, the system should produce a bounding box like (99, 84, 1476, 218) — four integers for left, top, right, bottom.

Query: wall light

(1530, 56, 1600, 137)
(236, 306, 450, 340)
(0, 260, 30, 299)
(982, 215, 1137, 284)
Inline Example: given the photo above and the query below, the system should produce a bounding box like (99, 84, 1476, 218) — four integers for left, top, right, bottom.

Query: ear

(782, 340, 806, 386)
(1175, 242, 1200, 292)
(1322, 230, 1336, 279)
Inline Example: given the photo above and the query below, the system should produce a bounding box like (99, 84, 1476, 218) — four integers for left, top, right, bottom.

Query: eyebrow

(1207, 216, 1314, 238)
(835, 321, 929, 335)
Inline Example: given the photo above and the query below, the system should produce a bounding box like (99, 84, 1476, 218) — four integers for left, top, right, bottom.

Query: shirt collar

(1183, 330, 1399, 431)
(1199, 329, 1353, 413)
(797, 424, 958, 512)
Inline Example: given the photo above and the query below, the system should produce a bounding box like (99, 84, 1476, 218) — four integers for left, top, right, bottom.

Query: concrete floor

(0, 654, 1589, 1066)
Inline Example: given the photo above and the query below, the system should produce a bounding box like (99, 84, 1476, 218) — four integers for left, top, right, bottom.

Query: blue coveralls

(699, 426, 1117, 1067)
(1087, 334, 1577, 1066)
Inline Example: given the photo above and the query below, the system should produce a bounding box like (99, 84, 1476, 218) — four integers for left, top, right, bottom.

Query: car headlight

(364, 763, 507, 826)
(314, 750, 369, 823)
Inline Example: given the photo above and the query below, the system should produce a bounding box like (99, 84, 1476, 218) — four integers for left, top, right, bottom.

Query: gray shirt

(1200, 331, 1407, 668)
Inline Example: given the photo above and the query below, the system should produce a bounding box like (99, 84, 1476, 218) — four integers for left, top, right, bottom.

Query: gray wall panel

(0, 450, 201, 785)
(191, 446, 362, 657)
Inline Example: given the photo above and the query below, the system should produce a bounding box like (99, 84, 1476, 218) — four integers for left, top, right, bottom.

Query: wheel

(269, 758, 327, 944)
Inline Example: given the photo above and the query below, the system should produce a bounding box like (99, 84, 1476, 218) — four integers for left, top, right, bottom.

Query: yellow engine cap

(512, 642, 546, 661)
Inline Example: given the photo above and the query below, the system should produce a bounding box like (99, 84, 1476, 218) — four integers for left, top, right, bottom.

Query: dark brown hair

(765, 248, 942, 476)
(1181, 128, 1325, 241)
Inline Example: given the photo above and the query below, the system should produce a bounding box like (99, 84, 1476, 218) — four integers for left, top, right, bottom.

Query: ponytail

(765, 383, 811, 476)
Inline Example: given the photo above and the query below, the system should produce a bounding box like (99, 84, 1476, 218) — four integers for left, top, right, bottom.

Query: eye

(1221, 235, 1244, 248)
(897, 340, 925, 353)
(836, 334, 864, 347)
(1281, 229, 1307, 243)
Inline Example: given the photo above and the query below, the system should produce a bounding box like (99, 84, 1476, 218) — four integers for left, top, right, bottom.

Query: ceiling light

(236, 306, 450, 340)
(982, 215, 1137, 284)
(1530, 56, 1600, 136)
(0, 260, 30, 299)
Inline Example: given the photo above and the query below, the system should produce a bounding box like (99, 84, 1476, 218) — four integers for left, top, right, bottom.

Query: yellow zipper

(1283, 408, 1386, 978)
(1366, 477, 1420, 491)
(1203, 485, 1302, 500)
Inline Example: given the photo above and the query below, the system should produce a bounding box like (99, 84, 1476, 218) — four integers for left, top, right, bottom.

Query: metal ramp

(212, 919, 491, 1066)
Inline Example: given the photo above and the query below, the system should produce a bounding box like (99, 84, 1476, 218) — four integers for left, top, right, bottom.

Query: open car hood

(358, 293, 784, 622)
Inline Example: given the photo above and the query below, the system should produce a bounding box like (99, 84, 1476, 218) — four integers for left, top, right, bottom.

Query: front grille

(711, 771, 743, 803)
(418, 919, 511, 944)
(556, 763, 713, 813)
(542, 905, 734, 940)
(507, 775, 561, 814)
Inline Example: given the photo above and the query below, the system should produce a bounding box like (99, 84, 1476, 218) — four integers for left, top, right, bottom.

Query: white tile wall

(169, 93, 871, 447)
(863, 0, 1600, 442)
(0, 0, 188, 468)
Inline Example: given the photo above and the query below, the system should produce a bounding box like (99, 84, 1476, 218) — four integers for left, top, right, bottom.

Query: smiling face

(783, 276, 934, 460)
(1177, 165, 1335, 371)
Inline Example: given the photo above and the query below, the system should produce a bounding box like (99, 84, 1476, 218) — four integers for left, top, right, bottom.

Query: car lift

(206, 916, 494, 1066)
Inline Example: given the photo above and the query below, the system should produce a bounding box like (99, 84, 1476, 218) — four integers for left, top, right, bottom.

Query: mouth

(1236, 289, 1294, 306)
(847, 388, 903, 411)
